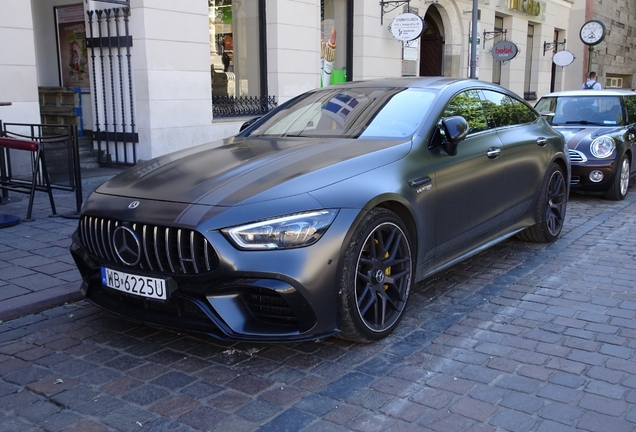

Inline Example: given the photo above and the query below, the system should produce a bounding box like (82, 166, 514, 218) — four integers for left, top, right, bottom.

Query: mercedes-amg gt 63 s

(535, 89, 636, 200)
(71, 77, 569, 343)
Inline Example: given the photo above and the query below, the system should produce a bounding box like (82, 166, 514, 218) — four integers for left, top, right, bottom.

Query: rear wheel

(517, 163, 567, 243)
(604, 154, 630, 200)
(338, 208, 413, 343)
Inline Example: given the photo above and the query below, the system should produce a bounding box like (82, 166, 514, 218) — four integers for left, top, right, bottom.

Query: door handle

(487, 147, 501, 159)
(536, 137, 548, 146)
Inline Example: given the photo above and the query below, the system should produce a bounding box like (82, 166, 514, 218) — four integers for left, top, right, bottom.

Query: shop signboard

(491, 40, 519, 62)
(390, 13, 424, 42)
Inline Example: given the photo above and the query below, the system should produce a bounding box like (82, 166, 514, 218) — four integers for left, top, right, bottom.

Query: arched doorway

(419, 9, 444, 76)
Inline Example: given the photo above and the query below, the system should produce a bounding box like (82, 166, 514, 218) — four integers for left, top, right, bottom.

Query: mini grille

(568, 149, 587, 163)
(79, 216, 219, 275)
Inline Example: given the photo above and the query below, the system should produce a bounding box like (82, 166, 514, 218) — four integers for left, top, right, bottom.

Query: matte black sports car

(535, 89, 636, 200)
(71, 77, 569, 343)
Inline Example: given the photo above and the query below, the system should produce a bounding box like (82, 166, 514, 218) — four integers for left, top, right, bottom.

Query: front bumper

(70, 208, 362, 342)
(569, 160, 616, 191)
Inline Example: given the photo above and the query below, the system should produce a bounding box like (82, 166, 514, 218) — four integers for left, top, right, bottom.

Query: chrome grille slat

(166, 227, 176, 273)
(153, 226, 164, 272)
(177, 229, 186, 273)
(568, 149, 587, 163)
(78, 216, 218, 275)
(107, 220, 118, 263)
(141, 225, 152, 271)
(87, 216, 98, 258)
(204, 238, 211, 272)
(190, 231, 198, 274)
(97, 219, 107, 261)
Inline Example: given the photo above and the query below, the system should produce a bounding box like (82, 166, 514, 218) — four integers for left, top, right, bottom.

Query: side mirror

(439, 116, 469, 156)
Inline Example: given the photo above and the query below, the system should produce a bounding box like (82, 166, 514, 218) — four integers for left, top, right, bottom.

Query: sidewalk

(0, 167, 123, 322)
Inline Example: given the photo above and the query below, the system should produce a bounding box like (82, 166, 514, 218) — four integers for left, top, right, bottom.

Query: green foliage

(443, 90, 487, 133)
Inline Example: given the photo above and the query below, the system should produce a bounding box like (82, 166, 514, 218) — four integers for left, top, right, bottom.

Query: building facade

(566, 0, 636, 91)
(1, 0, 631, 164)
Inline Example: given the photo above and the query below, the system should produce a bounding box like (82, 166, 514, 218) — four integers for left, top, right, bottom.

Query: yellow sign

(507, 0, 542, 17)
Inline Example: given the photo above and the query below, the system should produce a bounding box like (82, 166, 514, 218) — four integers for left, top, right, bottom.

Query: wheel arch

(335, 196, 419, 290)
(374, 200, 418, 256)
(552, 154, 570, 194)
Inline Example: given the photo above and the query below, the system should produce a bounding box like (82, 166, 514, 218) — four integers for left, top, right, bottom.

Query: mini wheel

(604, 154, 630, 200)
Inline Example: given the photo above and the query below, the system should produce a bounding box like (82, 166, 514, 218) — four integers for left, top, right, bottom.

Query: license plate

(101, 267, 169, 301)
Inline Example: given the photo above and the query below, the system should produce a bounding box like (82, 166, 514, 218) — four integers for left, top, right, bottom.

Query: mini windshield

(247, 87, 436, 139)
(535, 96, 625, 126)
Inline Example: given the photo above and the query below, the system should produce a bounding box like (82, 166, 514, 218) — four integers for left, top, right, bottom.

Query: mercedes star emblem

(113, 226, 141, 266)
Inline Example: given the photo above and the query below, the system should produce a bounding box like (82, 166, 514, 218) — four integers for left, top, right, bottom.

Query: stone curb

(0, 281, 84, 322)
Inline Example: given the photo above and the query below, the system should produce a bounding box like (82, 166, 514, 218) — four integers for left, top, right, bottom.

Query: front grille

(241, 287, 298, 327)
(568, 149, 587, 163)
(79, 216, 219, 275)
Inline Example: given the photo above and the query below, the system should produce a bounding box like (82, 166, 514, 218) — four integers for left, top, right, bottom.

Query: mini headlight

(222, 210, 338, 250)
(590, 136, 615, 158)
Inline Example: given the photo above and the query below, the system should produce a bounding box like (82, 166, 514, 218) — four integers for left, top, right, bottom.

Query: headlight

(590, 136, 615, 158)
(222, 210, 338, 250)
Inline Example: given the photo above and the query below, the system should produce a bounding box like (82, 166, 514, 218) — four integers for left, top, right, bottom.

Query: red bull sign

(491, 41, 519, 62)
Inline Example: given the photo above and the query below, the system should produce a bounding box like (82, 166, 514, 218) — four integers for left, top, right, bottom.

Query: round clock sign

(579, 20, 606, 46)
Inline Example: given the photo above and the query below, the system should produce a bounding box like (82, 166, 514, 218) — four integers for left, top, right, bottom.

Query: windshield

(535, 96, 625, 126)
(247, 87, 436, 139)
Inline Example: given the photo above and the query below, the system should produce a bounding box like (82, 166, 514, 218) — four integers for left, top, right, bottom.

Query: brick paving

(1, 181, 636, 431)
(0, 168, 123, 321)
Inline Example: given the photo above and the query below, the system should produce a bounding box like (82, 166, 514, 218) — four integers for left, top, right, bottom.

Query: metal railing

(212, 95, 278, 118)
(0, 121, 83, 216)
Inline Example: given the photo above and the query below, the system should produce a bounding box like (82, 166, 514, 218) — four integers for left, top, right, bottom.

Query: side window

(511, 97, 539, 124)
(624, 96, 636, 124)
(480, 90, 519, 128)
(442, 90, 488, 134)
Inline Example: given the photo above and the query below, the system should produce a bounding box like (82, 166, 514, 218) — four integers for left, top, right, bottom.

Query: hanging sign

(553, 50, 574, 66)
(491, 40, 519, 61)
(390, 13, 424, 42)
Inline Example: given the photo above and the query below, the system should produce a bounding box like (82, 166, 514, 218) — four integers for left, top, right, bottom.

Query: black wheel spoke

(357, 283, 376, 316)
(545, 171, 566, 235)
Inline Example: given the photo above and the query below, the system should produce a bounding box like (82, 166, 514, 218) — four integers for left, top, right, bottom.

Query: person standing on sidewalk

(582, 71, 602, 89)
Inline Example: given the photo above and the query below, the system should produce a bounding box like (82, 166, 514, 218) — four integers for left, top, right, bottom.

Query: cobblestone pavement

(2, 187, 636, 432)
(0, 169, 123, 321)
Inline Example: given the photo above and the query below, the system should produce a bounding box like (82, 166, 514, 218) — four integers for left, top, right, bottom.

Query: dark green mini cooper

(535, 89, 636, 200)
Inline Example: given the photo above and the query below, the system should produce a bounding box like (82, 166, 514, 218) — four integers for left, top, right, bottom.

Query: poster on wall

(55, 4, 89, 90)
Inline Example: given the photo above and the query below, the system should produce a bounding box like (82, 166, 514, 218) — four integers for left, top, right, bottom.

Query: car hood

(556, 125, 622, 149)
(94, 136, 411, 206)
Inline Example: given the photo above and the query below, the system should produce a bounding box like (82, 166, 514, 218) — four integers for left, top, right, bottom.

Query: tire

(604, 154, 630, 201)
(517, 163, 567, 243)
(337, 208, 413, 343)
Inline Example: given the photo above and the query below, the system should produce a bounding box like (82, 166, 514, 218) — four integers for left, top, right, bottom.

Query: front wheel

(517, 163, 567, 243)
(338, 208, 413, 343)
(604, 154, 630, 200)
